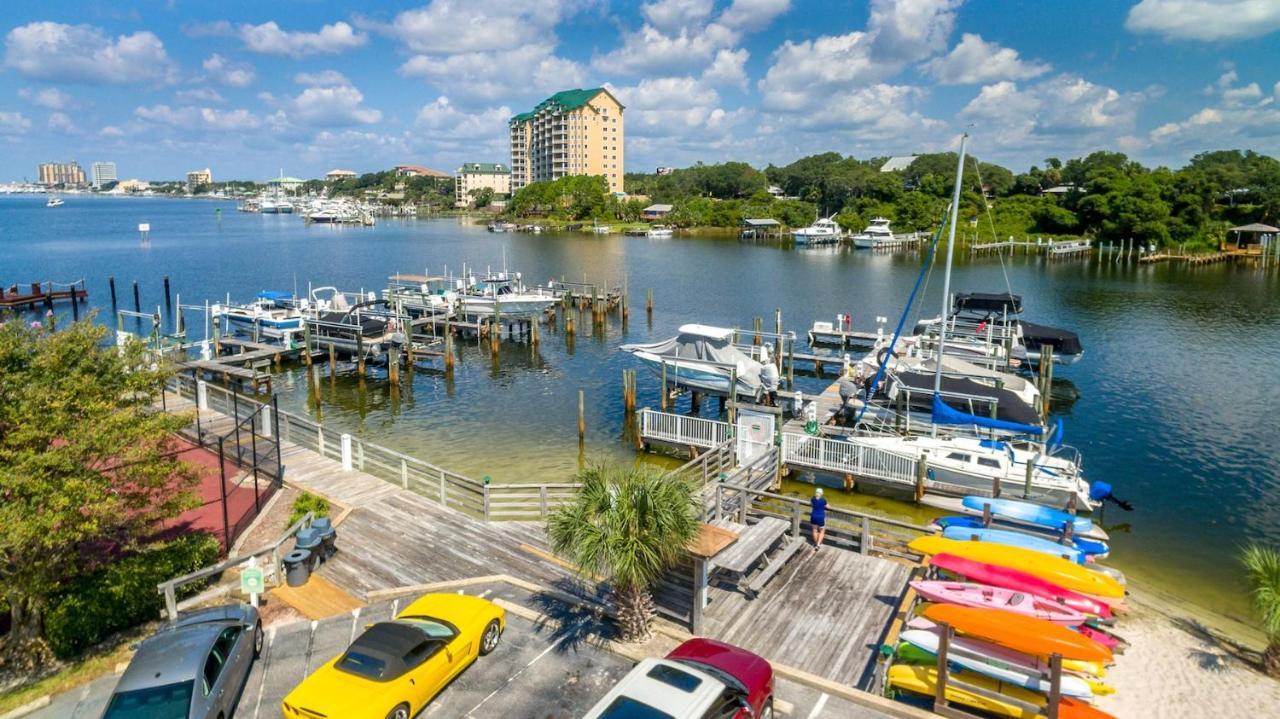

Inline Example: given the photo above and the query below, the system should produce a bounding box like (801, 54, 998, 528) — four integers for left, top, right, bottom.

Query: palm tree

(1241, 544, 1280, 677)
(547, 462, 699, 642)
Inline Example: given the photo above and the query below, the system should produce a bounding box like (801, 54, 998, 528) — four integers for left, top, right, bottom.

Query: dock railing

(782, 432, 919, 487)
(639, 408, 731, 450)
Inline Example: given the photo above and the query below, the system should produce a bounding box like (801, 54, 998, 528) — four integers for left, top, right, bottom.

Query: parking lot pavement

(27, 584, 898, 719)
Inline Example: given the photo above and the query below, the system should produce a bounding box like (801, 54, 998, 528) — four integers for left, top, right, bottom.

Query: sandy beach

(1098, 588, 1280, 718)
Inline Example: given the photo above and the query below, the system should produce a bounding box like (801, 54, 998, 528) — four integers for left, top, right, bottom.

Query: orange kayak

(910, 536, 1125, 599)
(923, 604, 1113, 663)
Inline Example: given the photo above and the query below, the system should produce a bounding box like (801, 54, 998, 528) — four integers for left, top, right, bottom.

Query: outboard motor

(1090, 481, 1133, 511)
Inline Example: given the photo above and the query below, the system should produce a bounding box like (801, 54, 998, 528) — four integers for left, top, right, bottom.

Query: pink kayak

(930, 553, 1113, 619)
(1077, 624, 1127, 653)
(910, 580, 1088, 625)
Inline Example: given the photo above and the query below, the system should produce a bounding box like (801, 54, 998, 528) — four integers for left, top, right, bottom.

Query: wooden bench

(746, 537, 804, 596)
(709, 516, 795, 598)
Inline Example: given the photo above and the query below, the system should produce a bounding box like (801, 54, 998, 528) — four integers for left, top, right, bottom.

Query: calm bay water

(4, 195, 1279, 626)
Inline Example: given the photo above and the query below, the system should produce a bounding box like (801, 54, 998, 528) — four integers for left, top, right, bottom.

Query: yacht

(852, 217, 895, 248)
(46, 196, 64, 208)
(621, 324, 780, 401)
(791, 214, 841, 245)
(459, 272, 559, 319)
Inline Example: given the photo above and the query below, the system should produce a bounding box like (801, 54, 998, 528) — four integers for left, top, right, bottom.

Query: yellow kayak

(889, 664, 1043, 718)
(910, 536, 1125, 599)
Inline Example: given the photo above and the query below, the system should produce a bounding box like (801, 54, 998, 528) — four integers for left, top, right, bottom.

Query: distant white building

(269, 175, 305, 193)
(325, 169, 357, 182)
(656, 166, 674, 176)
(186, 167, 212, 189)
(880, 155, 918, 173)
(91, 161, 117, 189)
(767, 185, 785, 198)
(455, 162, 511, 207)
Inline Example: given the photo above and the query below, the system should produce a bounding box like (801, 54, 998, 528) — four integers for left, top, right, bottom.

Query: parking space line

(805, 692, 829, 719)
(251, 629, 276, 719)
(462, 641, 559, 718)
(350, 607, 362, 644)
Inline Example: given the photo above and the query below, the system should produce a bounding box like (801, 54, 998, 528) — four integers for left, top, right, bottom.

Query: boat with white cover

(620, 324, 779, 401)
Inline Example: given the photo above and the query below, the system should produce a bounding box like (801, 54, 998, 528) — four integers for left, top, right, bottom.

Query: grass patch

(0, 626, 146, 714)
(288, 491, 330, 528)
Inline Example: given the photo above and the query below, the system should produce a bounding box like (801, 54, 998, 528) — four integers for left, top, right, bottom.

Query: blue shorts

(810, 514, 826, 527)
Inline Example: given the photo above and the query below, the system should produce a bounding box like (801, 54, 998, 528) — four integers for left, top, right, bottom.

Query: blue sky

(1, 0, 1278, 181)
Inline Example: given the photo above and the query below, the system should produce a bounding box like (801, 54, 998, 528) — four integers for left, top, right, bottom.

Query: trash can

(312, 517, 337, 559)
(283, 549, 312, 587)
(295, 528, 323, 570)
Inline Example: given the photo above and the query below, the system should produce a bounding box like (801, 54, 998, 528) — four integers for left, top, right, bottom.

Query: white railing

(781, 432, 919, 487)
(639, 408, 731, 450)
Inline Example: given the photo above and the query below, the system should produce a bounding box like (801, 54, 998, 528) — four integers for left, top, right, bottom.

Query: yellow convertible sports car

(282, 593, 505, 719)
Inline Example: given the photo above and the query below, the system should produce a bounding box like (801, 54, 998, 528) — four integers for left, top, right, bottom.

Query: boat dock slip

(0, 280, 88, 310)
(808, 327, 880, 349)
(970, 238, 1093, 257)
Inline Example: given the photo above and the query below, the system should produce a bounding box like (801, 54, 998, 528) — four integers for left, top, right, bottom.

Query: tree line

(509, 149, 1280, 249)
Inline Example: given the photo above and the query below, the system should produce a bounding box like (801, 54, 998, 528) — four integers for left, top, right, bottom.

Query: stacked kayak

(910, 580, 1088, 624)
(908, 536, 1125, 599)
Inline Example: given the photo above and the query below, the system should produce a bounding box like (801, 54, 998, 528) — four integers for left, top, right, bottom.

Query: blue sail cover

(931, 394, 1043, 435)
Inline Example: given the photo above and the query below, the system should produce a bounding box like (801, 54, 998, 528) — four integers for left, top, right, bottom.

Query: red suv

(583, 638, 774, 719)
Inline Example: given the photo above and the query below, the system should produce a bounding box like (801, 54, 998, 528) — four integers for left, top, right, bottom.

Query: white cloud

(611, 77, 731, 138)
(284, 84, 383, 127)
(923, 33, 1050, 84)
(48, 111, 76, 133)
(0, 111, 31, 134)
(702, 48, 750, 89)
(1126, 0, 1280, 42)
(374, 0, 582, 54)
(135, 104, 261, 131)
(594, 23, 739, 76)
(18, 87, 73, 110)
(719, 0, 791, 31)
(295, 70, 350, 86)
(416, 97, 512, 139)
(202, 54, 256, 88)
(642, 0, 716, 33)
(99, 125, 125, 137)
(758, 32, 887, 108)
(176, 88, 227, 104)
(239, 21, 366, 58)
(867, 0, 962, 64)
(3, 22, 176, 84)
(1148, 71, 1280, 152)
(959, 75, 1142, 155)
(401, 44, 585, 104)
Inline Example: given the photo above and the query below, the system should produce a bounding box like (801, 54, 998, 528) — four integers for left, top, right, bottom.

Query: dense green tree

(0, 319, 197, 665)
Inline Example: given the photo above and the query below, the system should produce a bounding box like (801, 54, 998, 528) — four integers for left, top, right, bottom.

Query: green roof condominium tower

(509, 87, 625, 194)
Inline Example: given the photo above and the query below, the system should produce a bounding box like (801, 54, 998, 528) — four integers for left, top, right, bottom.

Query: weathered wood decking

(164, 389, 912, 689)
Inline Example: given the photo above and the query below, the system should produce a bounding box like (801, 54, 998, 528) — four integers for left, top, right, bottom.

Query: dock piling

(646, 288, 653, 316)
(163, 275, 172, 319)
(578, 389, 585, 443)
(389, 346, 400, 386)
(132, 280, 141, 314)
(108, 276, 118, 314)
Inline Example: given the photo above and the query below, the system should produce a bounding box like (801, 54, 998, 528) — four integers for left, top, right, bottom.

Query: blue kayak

(934, 516, 1109, 557)
(942, 526, 1086, 564)
(961, 496, 1093, 533)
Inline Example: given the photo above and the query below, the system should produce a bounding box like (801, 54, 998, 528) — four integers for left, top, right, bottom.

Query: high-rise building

(186, 168, 212, 189)
(38, 161, 86, 186)
(455, 163, 511, 207)
(508, 88, 625, 194)
(91, 161, 118, 188)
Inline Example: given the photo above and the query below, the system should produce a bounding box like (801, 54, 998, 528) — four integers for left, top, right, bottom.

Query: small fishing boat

(910, 580, 1088, 624)
(961, 495, 1093, 533)
(46, 196, 64, 208)
(911, 536, 1125, 599)
(620, 324, 779, 401)
(851, 217, 894, 248)
(941, 526, 1088, 564)
(929, 553, 1114, 618)
(212, 291, 304, 341)
(306, 287, 403, 358)
(382, 274, 457, 318)
(646, 225, 673, 238)
(922, 604, 1112, 663)
(458, 272, 559, 319)
(791, 214, 841, 245)
(896, 629, 1095, 698)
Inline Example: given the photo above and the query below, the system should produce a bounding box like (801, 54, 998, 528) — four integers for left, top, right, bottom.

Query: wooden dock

(0, 280, 88, 310)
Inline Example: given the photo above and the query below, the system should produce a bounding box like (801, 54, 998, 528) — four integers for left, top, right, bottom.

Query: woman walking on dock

(810, 487, 828, 549)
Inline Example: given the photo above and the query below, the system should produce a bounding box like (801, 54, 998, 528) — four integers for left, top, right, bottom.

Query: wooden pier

(0, 280, 88, 310)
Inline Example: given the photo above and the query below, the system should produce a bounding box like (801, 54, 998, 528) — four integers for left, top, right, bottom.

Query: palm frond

(1241, 544, 1280, 639)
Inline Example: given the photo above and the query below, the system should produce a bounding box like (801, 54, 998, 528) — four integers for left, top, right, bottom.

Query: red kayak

(930, 553, 1112, 619)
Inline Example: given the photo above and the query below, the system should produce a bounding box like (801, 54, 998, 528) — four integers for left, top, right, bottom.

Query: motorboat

(646, 225, 674, 238)
(791, 214, 841, 245)
(46, 196, 64, 208)
(306, 287, 404, 359)
(487, 222, 516, 233)
(852, 217, 894, 248)
(212, 291, 304, 341)
(918, 292, 1084, 367)
(459, 272, 559, 319)
(620, 324, 780, 401)
(382, 274, 457, 318)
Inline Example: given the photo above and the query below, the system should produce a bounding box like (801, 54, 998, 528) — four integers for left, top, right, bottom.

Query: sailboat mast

(932, 133, 969, 435)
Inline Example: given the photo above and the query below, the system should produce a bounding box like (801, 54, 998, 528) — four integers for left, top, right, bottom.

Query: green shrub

(288, 492, 330, 528)
(44, 533, 220, 658)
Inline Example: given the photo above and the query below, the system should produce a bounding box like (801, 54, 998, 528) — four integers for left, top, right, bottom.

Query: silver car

(102, 604, 263, 719)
